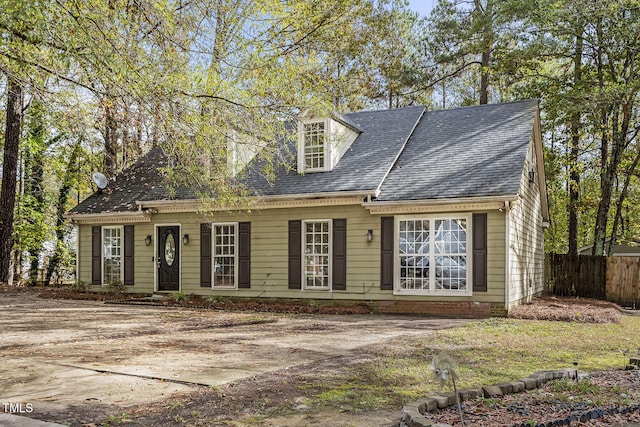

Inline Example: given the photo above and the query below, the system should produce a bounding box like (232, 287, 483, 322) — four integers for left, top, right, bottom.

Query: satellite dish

(92, 172, 108, 190)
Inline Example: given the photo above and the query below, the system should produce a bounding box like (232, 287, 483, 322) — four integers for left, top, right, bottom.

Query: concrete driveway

(0, 291, 468, 425)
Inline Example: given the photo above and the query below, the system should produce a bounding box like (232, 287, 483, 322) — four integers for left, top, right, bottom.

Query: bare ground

(0, 286, 463, 427)
(2, 287, 640, 427)
(508, 294, 624, 324)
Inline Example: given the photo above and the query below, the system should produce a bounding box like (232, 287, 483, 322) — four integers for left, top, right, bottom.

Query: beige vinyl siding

(486, 211, 506, 303)
(77, 204, 506, 304)
(78, 222, 156, 293)
(132, 222, 156, 293)
(77, 223, 91, 285)
(507, 133, 545, 309)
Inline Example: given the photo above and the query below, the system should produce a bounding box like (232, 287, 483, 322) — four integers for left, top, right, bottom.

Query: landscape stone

(519, 377, 537, 390)
(509, 380, 525, 393)
(494, 382, 513, 394)
(457, 389, 471, 402)
(566, 368, 579, 379)
(467, 388, 484, 400)
(401, 367, 596, 427)
(433, 395, 450, 409)
(403, 408, 429, 427)
(532, 371, 554, 383)
(424, 398, 438, 411)
(442, 392, 457, 406)
(405, 400, 426, 413)
(482, 385, 503, 398)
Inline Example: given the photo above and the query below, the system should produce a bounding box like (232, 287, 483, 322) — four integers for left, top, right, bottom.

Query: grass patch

(311, 316, 640, 411)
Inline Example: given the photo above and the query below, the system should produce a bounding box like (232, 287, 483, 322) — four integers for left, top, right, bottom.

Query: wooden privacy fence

(546, 253, 640, 308)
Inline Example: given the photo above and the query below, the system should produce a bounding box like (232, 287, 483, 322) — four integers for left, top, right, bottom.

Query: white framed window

(395, 216, 471, 295)
(303, 219, 331, 290)
(213, 223, 237, 289)
(103, 226, 123, 286)
(302, 121, 326, 172)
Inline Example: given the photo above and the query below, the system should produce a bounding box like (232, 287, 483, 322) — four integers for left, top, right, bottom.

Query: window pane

(435, 255, 467, 291)
(304, 122, 325, 169)
(165, 233, 176, 266)
(103, 227, 122, 285)
(435, 219, 466, 254)
(398, 218, 467, 293)
(214, 224, 236, 288)
(304, 220, 330, 290)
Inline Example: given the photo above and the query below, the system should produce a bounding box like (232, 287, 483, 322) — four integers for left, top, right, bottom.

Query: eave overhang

(136, 191, 373, 213)
(362, 195, 519, 215)
(64, 211, 152, 224)
(65, 190, 376, 221)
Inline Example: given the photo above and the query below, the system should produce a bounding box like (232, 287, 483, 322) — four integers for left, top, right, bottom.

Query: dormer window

(303, 121, 326, 171)
(297, 114, 361, 174)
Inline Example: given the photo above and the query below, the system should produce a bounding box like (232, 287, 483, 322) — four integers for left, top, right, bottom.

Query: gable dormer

(227, 128, 264, 177)
(297, 114, 361, 173)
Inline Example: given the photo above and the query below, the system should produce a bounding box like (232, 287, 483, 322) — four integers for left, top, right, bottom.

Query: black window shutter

(238, 222, 251, 288)
(332, 218, 347, 290)
(91, 226, 101, 285)
(123, 225, 134, 285)
(472, 213, 488, 292)
(288, 220, 302, 289)
(200, 223, 212, 287)
(380, 216, 394, 290)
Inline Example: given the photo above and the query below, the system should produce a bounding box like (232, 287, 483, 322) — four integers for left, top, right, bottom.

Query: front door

(158, 226, 180, 291)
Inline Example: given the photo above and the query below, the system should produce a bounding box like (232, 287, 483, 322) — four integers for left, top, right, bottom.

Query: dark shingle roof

(69, 101, 537, 215)
(375, 100, 538, 201)
(71, 148, 167, 214)
(242, 106, 425, 196)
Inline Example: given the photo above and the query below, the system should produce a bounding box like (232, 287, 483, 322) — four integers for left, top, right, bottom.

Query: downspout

(504, 200, 511, 312)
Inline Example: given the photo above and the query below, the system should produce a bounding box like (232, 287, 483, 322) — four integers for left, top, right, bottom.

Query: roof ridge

(373, 106, 426, 198)
(343, 104, 426, 117)
(424, 99, 538, 114)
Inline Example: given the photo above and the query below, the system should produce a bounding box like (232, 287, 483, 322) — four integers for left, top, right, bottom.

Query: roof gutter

(363, 194, 519, 213)
(374, 106, 426, 198)
(136, 190, 374, 208)
(64, 210, 152, 224)
(132, 190, 376, 213)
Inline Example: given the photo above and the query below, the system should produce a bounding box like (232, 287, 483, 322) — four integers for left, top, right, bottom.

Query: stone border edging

(619, 307, 640, 316)
(400, 368, 578, 427)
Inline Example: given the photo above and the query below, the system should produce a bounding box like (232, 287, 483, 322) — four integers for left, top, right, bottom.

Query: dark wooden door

(158, 226, 180, 291)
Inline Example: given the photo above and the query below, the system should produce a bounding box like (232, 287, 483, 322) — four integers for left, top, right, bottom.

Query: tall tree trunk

(609, 143, 640, 255)
(45, 144, 81, 286)
(479, 49, 490, 105)
(24, 102, 47, 283)
(104, 97, 118, 177)
(593, 101, 633, 256)
(0, 77, 23, 285)
(474, 0, 492, 105)
(567, 28, 583, 255)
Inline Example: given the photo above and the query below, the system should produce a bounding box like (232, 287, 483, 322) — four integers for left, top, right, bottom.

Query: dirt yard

(2, 288, 639, 427)
(0, 287, 468, 426)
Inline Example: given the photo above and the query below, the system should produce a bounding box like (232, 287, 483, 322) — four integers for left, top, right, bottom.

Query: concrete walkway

(0, 292, 468, 425)
(0, 414, 66, 427)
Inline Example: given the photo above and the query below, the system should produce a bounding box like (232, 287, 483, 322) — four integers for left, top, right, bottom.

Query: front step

(106, 293, 171, 306)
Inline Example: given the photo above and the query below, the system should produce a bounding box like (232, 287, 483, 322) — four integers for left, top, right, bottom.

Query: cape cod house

(66, 100, 549, 317)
